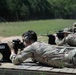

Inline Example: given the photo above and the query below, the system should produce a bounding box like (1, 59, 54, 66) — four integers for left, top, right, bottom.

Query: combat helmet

(63, 28, 72, 34)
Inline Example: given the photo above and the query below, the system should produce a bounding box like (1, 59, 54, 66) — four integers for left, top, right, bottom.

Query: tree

(0, 0, 8, 21)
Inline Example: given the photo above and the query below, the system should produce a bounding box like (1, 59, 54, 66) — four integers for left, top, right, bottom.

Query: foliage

(0, 0, 76, 21)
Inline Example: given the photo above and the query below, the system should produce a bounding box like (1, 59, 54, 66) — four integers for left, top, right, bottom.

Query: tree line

(0, 0, 76, 22)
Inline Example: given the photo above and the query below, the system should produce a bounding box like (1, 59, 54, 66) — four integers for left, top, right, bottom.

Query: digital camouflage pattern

(55, 33, 76, 46)
(10, 41, 76, 68)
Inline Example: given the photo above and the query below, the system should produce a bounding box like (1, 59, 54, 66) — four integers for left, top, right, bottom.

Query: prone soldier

(8, 30, 76, 68)
(55, 28, 76, 47)
(54, 22, 76, 46)
(44, 22, 76, 45)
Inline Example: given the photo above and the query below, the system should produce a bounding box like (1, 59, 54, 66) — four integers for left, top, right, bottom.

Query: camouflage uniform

(55, 28, 73, 46)
(55, 33, 76, 46)
(10, 41, 76, 68)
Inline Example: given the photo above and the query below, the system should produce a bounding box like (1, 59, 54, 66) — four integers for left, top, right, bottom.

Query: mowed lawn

(0, 19, 76, 37)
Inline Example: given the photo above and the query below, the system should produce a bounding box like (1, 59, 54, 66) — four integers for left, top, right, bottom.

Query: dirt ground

(0, 36, 22, 43)
(0, 36, 44, 43)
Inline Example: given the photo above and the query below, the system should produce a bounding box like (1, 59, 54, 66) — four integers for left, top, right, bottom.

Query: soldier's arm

(55, 36, 66, 46)
(10, 45, 33, 65)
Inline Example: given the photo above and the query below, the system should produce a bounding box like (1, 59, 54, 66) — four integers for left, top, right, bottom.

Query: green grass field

(0, 19, 76, 37)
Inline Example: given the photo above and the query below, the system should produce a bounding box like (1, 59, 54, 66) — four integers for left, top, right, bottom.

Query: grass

(0, 19, 76, 37)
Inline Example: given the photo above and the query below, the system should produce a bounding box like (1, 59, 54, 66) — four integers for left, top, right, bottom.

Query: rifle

(0, 39, 25, 62)
(56, 30, 64, 40)
(41, 30, 64, 45)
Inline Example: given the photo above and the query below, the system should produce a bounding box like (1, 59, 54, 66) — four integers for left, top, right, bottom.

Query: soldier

(8, 30, 76, 68)
(55, 28, 76, 46)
